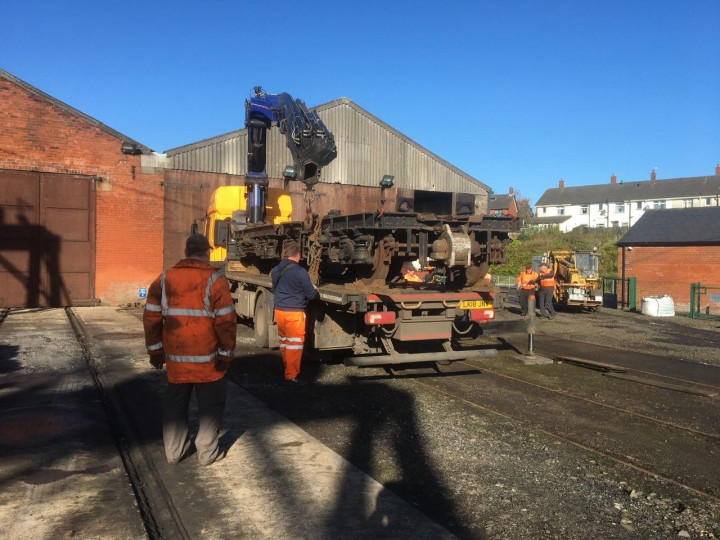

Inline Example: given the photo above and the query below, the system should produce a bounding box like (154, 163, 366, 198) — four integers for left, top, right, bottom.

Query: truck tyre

(254, 300, 269, 348)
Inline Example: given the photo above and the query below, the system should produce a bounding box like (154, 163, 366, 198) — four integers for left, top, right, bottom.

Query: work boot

(286, 377, 309, 386)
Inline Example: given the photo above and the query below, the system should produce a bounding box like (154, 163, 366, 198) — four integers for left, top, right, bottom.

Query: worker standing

(537, 263, 557, 319)
(271, 241, 319, 385)
(143, 234, 237, 466)
(517, 264, 539, 316)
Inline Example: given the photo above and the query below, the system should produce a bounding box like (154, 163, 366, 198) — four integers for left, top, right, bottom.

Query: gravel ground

(534, 306, 720, 367)
(233, 305, 720, 539)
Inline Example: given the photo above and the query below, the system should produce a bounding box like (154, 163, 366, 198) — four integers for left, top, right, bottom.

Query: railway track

(410, 352, 720, 504)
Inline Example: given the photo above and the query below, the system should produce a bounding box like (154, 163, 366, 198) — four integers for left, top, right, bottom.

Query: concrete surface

(0, 307, 455, 539)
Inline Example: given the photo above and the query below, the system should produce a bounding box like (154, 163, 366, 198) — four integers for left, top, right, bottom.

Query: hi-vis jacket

(539, 269, 556, 288)
(143, 259, 237, 384)
(518, 270, 539, 290)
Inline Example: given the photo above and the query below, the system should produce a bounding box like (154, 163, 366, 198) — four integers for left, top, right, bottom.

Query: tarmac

(0, 307, 455, 539)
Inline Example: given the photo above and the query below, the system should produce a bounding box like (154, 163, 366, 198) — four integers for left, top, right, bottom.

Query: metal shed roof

(165, 97, 490, 194)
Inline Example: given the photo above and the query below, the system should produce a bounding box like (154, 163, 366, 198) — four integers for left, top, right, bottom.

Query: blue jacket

(271, 259, 319, 311)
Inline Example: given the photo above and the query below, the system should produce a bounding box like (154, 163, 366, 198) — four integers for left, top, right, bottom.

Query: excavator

(198, 87, 518, 290)
(540, 250, 603, 310)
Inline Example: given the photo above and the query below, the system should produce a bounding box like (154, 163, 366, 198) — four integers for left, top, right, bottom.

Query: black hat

(186, 234, 211, 255)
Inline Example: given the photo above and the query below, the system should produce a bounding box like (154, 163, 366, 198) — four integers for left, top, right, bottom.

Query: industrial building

(0, 71, 492, 307)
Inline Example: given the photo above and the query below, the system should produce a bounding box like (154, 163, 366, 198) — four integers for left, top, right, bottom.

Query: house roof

(617, 207, 720, 246)
(0, 69, 154, 154)
(536, 175, 720, 206)
(489, 194, 514, 210)
(531, 215, 572, 226)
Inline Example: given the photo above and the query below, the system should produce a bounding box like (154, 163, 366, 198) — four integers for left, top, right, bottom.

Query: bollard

(526, 294, 536, 356)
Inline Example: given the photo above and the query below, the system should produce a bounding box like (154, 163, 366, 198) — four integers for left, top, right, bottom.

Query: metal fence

(690, 283, 720, 319)
(602, 277, 636, 310)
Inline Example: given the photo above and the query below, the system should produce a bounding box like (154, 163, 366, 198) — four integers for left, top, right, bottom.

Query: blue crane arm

(245, 86, 336, 186)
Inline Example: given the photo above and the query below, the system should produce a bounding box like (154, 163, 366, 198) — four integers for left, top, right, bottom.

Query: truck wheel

(254, 300, 269, 348)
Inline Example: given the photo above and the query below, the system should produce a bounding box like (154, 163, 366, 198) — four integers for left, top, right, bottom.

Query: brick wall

(618, 245, 720, 313)
(0, 77, 165, 305)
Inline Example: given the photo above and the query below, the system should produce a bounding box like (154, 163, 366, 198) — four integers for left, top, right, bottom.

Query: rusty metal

(344, 348, 498, 367)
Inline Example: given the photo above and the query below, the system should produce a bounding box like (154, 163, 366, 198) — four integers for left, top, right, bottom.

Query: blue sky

(3, 0, 719, 206)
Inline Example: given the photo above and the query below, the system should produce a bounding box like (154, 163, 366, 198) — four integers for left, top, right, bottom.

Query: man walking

(143, 233, 237, 466)
(271, 241, 319, 384)
(517, 264, 539, 316)
(537, 263, 557, 319)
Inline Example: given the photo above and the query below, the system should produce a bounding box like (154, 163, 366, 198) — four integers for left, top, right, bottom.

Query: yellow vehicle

(543, 250, 603, 310)
(197, 185, 292, 261)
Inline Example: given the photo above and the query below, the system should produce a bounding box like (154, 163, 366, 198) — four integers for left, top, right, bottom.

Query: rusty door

(0, 170, 96, 307)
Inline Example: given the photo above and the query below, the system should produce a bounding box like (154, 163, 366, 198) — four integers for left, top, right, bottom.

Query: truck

(195, 87, 523, 367)
(536, 250, 603, 310)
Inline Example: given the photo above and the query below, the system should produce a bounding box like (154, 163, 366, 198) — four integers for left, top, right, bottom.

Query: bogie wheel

(254, 299, 269, 348)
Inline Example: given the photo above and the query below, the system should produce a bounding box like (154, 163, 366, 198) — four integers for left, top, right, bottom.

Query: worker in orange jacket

(143, 234, 237, 466)
(271, 240, 318, 385)
(537, 262, 557, 319)
(516, 264, 539, 316)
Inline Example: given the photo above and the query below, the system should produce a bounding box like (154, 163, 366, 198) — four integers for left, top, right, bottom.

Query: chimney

(715, 164, 720, 177)
(610, 174, 617, 185)
(509, 186, 514, 195)
(559, 178, 565, 189)
(651, 169, 657, 181)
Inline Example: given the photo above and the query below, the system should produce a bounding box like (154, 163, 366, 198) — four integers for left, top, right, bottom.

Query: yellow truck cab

(201, 186, 292, 261)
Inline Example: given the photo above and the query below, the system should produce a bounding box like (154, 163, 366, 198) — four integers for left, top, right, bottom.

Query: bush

(492, 227, 627, 277)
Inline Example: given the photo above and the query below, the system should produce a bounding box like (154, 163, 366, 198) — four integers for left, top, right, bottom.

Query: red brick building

(617, 207, 720, 314)
(0, 70, 165, 307)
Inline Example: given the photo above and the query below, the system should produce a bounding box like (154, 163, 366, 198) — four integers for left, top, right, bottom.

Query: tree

(513, 190, 534, 224)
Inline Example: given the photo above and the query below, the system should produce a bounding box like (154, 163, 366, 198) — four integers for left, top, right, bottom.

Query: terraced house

(534, 165, 720, 232)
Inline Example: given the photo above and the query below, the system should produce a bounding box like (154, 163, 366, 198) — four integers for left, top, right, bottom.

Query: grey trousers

(538, 287, 556, 318)
(163, 376, 227, 465)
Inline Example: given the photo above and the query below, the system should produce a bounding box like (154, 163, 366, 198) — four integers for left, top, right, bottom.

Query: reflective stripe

(145, 303, 162, 312)
(218, 349, 233, 357)
(285, 337, 303, 343)
(166, 352, 217, 363)
(204, 270, 223, 312)
(159, 269, 232, 320)
(147, 342, 163, 351)
(215, 305, 235, 317)
(280, 344, 304, 350)
(165, 308, 213, 317)
(160, 271, 169, 311)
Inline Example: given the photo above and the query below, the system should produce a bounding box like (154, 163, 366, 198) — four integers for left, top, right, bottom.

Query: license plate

(460, 299, 491, 310)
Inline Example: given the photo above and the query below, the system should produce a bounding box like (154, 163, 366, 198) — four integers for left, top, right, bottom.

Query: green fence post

(690, 283, 699, 319)
(628, 277, 637, 311)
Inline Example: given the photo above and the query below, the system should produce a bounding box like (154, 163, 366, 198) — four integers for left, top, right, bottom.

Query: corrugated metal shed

(164, 98, 490, 196)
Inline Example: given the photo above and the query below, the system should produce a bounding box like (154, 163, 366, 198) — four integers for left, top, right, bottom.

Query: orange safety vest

(539, 270, 556, 288)
(143, 259, 237, 383)
(518, 270, 538, 290)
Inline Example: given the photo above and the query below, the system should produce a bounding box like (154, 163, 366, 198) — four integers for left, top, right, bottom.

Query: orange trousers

(275, 310, 306, 380)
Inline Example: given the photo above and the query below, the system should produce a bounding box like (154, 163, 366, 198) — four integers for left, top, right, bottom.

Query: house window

(683, 199, 693, 208)
(653, 200, 666, 210)
(557, 207, 565, 215)
(615, 203, 625, 213)
(706, 198, 712, 206)
(542, 207, 547, 214)
(636, 201, 642, 209)
(580, 205, 588, 214)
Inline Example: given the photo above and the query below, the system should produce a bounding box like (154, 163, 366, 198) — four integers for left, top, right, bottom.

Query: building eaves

(537, 176, 720, 207)
(0, 69, 153, 154)
(617, 207, 720, 246)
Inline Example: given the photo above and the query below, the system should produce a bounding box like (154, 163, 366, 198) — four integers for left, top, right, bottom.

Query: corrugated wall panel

(164, 100, 488, 196)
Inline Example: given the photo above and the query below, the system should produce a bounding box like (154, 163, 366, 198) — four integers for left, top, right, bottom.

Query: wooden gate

(0, 170, 96, 307)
